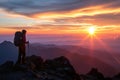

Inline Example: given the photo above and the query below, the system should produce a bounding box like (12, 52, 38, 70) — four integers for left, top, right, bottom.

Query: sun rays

(79, 28, 120, 65)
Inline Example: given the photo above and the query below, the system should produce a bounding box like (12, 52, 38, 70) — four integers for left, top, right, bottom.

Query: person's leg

(22, 46, 26, 64)
(16, 46, 22, 64)
(22, 53, 25, 64)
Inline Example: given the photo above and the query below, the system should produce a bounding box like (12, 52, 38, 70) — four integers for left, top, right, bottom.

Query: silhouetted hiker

(14, 29, 29, 64)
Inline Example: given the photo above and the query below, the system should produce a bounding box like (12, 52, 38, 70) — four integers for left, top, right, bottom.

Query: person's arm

(23, 34, 29, 44)
(26, 41, 29, 44)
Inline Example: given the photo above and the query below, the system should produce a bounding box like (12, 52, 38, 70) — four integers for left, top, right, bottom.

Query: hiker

(14, 29, 29, 64)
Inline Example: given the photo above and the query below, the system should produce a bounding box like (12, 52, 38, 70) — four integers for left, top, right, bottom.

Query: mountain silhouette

(0, 41, 120, 77)
(0, 41, 17, 64)
(0, 55, 78, 80)
(0, 55, 120, 80)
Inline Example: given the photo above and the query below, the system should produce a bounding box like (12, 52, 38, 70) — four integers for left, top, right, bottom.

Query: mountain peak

(0, 41, 13, 45)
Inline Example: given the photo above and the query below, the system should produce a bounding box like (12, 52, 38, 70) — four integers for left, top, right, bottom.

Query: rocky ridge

(0, 55, 120, 80)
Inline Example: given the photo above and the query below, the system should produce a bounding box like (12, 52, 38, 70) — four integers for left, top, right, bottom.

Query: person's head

(22, 29, 27, 34)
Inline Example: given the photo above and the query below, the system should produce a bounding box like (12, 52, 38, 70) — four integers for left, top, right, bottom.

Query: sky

(0, 0, 120, 53)
(0, 0, 119, 35)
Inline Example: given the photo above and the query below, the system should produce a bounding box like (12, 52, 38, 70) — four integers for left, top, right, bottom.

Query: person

(17, 29, 29, 64)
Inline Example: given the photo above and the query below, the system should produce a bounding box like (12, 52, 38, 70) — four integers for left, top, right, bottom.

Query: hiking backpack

(14, 31, 23, 46)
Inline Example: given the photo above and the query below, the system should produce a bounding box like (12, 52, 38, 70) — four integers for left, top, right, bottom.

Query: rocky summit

(0, 55, 120, 80)
(0, 55, 78, 80)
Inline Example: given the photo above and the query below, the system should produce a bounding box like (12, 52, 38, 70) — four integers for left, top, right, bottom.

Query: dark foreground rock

(43, 56, 77, 80)
(0, 61, 14, 73)
(0, 55, 120, 80)
(0, 55, 78, 80)
(80, 68, 104, 80)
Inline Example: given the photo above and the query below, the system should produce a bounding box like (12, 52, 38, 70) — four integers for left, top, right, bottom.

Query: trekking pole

(27, 41, 30, 56)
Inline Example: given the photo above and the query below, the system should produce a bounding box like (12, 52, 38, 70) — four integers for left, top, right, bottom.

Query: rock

(80, 68, 105, 80)
(86, 68, 104, 80)
(113, 73, 120, 80)
(1, 55, 120, 80)
(0, 61, 14, 73)
(43, 56, 77, 80)
(26, 55, 43, 70)
(87, 68, 104, 80)
(13, 64, 28, 72)
(105, 77, 112, 80)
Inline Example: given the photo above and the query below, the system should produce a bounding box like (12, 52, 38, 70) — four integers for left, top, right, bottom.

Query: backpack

(14, 31, 23, 46)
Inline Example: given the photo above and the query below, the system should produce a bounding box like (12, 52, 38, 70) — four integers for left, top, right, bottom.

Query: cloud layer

(0, 0, 119, 16)
(0, 0, 120, 34)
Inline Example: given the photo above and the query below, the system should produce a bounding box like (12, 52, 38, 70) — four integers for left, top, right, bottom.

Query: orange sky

(0, 0, 120, 36)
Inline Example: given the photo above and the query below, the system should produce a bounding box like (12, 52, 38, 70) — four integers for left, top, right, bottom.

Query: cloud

(0, 0, 82, 16)
(86, 14, 120, 26)
(53, 13, 120, 26)
(0, 0, 120, 34)
(0, 0, 119, 17)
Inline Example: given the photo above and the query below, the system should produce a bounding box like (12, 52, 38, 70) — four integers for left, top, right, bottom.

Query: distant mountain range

(0, 41, 120, 76)
(0, 41, 17, 64)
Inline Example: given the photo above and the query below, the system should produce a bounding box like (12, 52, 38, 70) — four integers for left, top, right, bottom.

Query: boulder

(86, 68, 104, 80)
(0, 61, 14, 73)
(26, 55, 43, 70)
(43, 56, 77, 80)
(113, 73, 120, 80)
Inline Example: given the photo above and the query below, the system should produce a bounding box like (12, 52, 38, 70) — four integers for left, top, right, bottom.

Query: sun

(88, 27, 96, 35)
